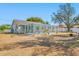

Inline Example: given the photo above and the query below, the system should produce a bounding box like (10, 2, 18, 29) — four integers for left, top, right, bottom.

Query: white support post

(24, 25, 26, 34)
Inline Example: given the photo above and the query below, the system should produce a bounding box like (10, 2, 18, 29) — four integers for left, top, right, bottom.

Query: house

(56, 24, 79, 33)
(11, 20, 53, 34)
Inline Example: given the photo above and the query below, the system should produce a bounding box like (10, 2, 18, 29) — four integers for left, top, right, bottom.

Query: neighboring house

(56, 24, 79, 33)
(11, 20, 53, 34)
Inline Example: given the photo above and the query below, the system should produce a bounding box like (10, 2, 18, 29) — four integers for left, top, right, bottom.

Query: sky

(0, 3, 79, 25)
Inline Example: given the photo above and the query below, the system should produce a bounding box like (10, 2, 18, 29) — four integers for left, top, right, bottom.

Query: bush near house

(0, 24, 11, 32)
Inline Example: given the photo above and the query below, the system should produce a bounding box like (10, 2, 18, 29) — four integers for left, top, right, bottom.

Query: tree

(26, 17, 48, 24)
(45, 21, 49, 24)
(51, 3, 79, 32)
(0, 24, 11, 31)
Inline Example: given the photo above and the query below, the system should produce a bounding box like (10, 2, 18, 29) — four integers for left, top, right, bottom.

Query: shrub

(69, 34, 73, 37)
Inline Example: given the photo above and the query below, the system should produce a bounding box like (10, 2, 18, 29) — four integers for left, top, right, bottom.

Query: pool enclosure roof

(12, 20, 51, 26)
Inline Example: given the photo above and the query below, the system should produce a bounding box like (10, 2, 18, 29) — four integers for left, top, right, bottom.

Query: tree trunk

(67, 26, 71, 32)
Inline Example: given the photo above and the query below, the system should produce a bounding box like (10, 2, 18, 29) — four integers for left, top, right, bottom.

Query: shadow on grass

(0, 36, 79, 56)
(0, 36, 66, 50)
(0, 37, 51, 51)
(0, 36, 62, 51)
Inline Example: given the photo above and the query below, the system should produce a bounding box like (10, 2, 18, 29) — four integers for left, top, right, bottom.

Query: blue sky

(0, 3, 79, 25)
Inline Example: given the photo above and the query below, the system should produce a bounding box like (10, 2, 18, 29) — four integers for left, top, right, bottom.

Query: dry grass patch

(0, 34, 36, 44)
(0, 33, 79, 56)
(0, 46, 65, 56)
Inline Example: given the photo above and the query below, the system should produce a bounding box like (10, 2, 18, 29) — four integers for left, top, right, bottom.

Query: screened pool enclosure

(11, 20, 53, 34)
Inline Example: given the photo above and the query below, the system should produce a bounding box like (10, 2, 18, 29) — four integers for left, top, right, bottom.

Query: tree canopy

(26, 17, 49, 24)
(0, 24, 11, 31)
(51, 3, 79, 32)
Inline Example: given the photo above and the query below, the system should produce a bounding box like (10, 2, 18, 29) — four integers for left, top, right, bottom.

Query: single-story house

(11, 20, 53, 34)
(56, 24, 79, 33)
